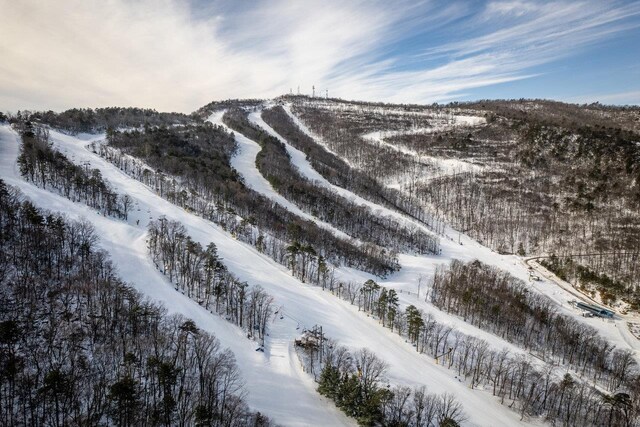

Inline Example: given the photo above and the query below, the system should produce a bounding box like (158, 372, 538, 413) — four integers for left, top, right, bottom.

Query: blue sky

(0, 0, 638, 112)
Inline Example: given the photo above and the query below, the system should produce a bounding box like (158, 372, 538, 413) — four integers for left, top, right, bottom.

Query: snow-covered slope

(3, 100, 637, 426)
(0, 124, 541, 426)
(362, 129, 484, 178)
(0, 124, 352, 426)
(211, 110, 356, 243)
(247, 111, 535, 356)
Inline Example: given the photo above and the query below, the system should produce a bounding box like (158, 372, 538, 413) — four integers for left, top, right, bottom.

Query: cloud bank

(0, 0, 638, 112)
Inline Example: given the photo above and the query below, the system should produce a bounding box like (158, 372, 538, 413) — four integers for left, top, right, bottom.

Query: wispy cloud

(0, 0, 638, 112)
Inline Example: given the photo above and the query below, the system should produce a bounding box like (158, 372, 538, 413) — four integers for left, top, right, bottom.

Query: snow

(210, 110, 356, 243)
(248, 110, 336, 187)
(251, 105, 640, 358)
(245, 110, 541, 357)
(282, 104, 357, 169)
(0, 124, 352, 427)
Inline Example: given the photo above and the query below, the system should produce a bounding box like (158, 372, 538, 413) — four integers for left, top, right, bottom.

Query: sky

(0, 0, 639, 113)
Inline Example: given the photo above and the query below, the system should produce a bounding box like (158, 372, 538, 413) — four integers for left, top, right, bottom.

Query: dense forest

(0, 180, 271, 426)
(16, 119, 129, 219)
(15, 107, 193, 134)
(458, 99, 640, 133)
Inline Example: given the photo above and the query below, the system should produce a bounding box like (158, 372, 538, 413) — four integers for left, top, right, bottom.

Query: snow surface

(0, 125, 352, 426)
(282, 104, 357, 169)
(211, 110, 356, 243)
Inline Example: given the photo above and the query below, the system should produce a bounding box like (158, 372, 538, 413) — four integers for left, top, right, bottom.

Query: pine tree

(377, 288, 388, 325)
(387, 289, 399, 331)
(318, 364, 341, 400)
(108, 376, 139, 426)
(406, 305, 424, 346)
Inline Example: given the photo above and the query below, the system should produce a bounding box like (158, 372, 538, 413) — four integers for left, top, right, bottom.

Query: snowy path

(282, 104, 356, 169)
(362, 129, 483, 178)
(276, 106, 640, 355)
(210, 111, 356, 243)
(0, 125, 539, 426)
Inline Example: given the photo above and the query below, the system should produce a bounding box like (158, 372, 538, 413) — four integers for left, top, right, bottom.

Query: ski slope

(0, 124, 540, 426)
(0, 124, 351, 426)
(360, 113, 485, 179)
(249, 107, 640, 358)
(241, 110, 542, 358)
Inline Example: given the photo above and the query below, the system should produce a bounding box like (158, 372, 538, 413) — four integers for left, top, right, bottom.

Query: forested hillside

(104, 121, 400, 279)
(291, 96, 640, 309)
(23, 107, 193, 134)
(0, 180, 270, 426)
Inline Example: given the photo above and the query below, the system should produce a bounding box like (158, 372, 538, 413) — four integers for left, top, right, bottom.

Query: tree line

(0, 180, 271, 426)
(263, 105, 425, 217)
(289, 96, 640, 309)
(412, 119, 640, 307)
(302, 271, 638, 425)
(262, 106, 387, 205)
(430, 260, 637, 393)
(295, 332, 466, 426)
(12, 107, 193, 134)
(16, 120, 130, 219)
(458, 99, 640, 134)
(541, 255, 630, 305)
(288, 100, 442, 230)
(148, 217, 274, 344)
(223, 108, 439, 255)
